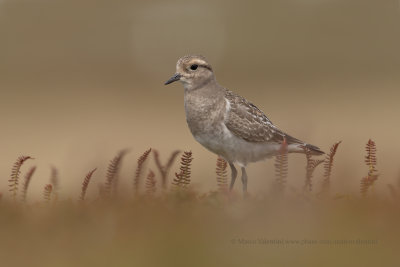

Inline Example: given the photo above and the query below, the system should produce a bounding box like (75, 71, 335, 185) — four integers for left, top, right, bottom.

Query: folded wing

(224, 90, 324, 155)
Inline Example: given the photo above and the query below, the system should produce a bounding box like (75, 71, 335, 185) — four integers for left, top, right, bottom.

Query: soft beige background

(0, 0, 399, 200)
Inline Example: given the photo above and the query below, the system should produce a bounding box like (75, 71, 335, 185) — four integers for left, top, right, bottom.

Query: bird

(164, 55, 324, 194)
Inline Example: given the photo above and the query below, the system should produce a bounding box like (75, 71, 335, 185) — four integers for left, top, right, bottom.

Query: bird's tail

(302, 143, 325, 155)
(283, 134, 325, 155)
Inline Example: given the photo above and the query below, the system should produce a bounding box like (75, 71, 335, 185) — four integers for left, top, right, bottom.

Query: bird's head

(164, 55, 215, 90)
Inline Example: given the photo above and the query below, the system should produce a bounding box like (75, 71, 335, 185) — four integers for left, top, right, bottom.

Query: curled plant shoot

(8, 156, 33, 201)
(80, 168, 97, 201)
(134, 148, 152, 195)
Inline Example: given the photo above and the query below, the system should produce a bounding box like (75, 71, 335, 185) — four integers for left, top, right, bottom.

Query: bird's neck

(184, 79, 225, 119)
(182, 76, 218, 92)
(183, 80, 226, 137)
(184, 79, 224, 102)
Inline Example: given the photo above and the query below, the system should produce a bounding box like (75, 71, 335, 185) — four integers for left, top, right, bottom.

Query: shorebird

(165, 55, 323, 194)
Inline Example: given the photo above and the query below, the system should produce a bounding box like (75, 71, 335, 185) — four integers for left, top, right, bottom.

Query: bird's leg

(229, 162, 237, 191)
(241, 167, 248, 194)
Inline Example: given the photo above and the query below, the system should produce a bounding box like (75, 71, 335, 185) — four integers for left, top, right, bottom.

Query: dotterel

(165, 55, 323, 194)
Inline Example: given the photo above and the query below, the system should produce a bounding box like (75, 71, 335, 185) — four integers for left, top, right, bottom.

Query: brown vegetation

(172, 151, 193, 189)
(43, 184, 53, 202)
(80, 168, 97, 201)
(303, 147, 324, 192)
(360, 139, 379, 197)
(216, 156, 228, 193)
(133, 148, 152, 194)
(145, 170, 157, 196)
(8, 156, 32, 201)
(104, 149, 129, 197)
(275, 138, 288, 193)
(321, 141, 341, 193)
(21, 166, 36, 202)
(153, 150, 180, 189)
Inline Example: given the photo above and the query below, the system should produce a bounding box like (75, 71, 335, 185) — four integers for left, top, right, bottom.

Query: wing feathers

(224, 90, 324, 155)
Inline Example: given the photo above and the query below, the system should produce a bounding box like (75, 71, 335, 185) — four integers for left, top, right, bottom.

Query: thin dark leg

(229, 162, 237, 191)
(241, 167, 248, 194)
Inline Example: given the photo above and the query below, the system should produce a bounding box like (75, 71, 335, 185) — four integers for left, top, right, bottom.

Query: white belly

(193, 123, 281, 166)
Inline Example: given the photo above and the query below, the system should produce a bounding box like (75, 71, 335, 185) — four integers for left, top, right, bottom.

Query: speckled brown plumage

(224, 89, 322, 153)
(224, 89, 278, 143)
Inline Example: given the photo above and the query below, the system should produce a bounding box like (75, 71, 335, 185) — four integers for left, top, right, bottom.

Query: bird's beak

(164, 73, 181, 85)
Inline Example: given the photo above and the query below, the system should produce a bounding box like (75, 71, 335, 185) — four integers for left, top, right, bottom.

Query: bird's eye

(190, 64, 198, 70)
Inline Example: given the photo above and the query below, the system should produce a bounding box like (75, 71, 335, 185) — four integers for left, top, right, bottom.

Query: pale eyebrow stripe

(200, 64, 212, 71)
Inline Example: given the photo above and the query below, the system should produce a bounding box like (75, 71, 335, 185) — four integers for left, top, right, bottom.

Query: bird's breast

(184, 93, 225, 139)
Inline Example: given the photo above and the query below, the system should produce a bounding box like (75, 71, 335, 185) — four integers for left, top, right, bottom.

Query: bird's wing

(224, 90, 301, 144)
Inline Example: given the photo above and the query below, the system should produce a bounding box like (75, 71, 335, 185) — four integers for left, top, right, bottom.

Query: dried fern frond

(360, 139, 378, 197)
(275, 138, 288, 193)
(303, 147, 324, 192)
(104, 149, 129, 197)
(365, 139, 377, 176)
(153, 150, 180, 189)
(321, 141, 341, 193)
(172, 151, 193, 189)
(216, 157, 228, 193)
(360, 175, 378, 197)
(43, 184, 53, 202)
(79, 168, 97, 201)
(21, 166, 36, 203)
(8, 156, 32, 201)
(133, 148, 152, 194)
(145, 170, 157, 196)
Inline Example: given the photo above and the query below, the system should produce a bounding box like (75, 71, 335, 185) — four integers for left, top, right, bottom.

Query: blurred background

(0, 0, 399, 200)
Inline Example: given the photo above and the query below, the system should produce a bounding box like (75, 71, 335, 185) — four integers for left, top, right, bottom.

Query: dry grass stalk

(216, 156, 228, 193)
(321, 141, 341, 193)
(80, 168, 97, 201)
(303, 147, 324, 192)
(172, 151, 193, 189)
(134, 148, 152, 194)
(104, 149, 128, 197)
(21, 166, 36, 203)
(275, 138, 288, 193)
(360, 139, 378, 197)
(43, 184, 53, 202)
(8, 156, 32, 201)
(145, 170, 156, 196)
(153, 150, 180, 189)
